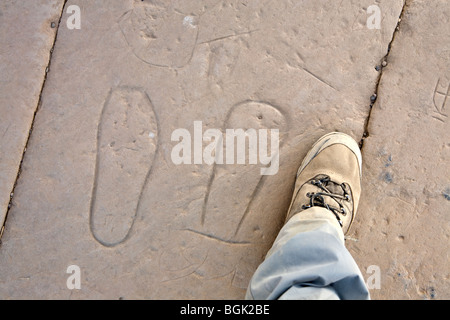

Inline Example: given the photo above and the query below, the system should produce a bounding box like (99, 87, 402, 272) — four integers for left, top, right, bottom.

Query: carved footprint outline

(200, 100, 290, 241)
(117, 5, 199, 69)
(89, 86, 160, 247)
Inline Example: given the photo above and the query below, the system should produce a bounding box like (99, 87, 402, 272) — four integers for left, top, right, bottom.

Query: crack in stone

(0, 0, 69, 242)
(359, 0, 409, 150)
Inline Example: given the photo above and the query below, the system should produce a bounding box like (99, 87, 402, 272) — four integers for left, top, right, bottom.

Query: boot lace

(301, 175, 351, 227)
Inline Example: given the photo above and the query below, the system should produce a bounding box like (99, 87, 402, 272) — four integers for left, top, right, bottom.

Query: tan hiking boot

(286, 132, 362, 235)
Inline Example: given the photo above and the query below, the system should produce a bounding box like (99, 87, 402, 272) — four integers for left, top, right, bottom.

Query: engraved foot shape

(118, 1, 199, 68)
(201, 101, 288, 241)
(90, 87, 159, 247)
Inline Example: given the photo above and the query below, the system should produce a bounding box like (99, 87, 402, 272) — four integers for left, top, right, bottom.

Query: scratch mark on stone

(301, 66, 337, 91)
(198, 29, 259, 45)
(184, 229, 251, 245)
(160, 252, 208, 283)
(1, 124, 10, 139)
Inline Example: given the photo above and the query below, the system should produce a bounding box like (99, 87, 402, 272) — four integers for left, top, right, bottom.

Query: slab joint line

(359, 0, 408, 150)
(0, 0, 69, 242)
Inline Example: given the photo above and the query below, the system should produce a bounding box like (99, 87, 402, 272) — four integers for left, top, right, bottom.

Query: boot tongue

(312, 175, 343, 196)
(310, 175, 345, 209)
(322, 180, 344, 196)
(286, 175, 350, 223)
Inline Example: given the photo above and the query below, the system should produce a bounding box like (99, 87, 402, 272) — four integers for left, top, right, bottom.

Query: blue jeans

(245, 207, 370, 300)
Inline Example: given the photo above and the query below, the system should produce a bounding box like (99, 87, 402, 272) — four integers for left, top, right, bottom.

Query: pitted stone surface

(347, 0, 450, 300)
(1, 0, 447, 300)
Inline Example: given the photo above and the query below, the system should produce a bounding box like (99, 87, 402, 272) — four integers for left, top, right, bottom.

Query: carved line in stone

(89, 86, 160, 247)
(200, 100, 290, 240)
(433, 78, 450, 116)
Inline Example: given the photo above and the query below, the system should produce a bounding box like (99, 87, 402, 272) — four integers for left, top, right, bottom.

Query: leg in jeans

(245, 132, 370, 300)
(245, 207, 369, 300)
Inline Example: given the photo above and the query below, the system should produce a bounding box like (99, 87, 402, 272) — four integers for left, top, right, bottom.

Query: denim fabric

(246, 207, 370, 300)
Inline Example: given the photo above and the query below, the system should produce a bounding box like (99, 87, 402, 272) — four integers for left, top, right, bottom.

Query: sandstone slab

(347, 0, 450, 299)
(0, 0, 65, 228)
(0, 0, 405, 299)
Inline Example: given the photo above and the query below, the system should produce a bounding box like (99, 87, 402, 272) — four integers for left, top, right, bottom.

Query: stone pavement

(0, 0, 448, 299)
